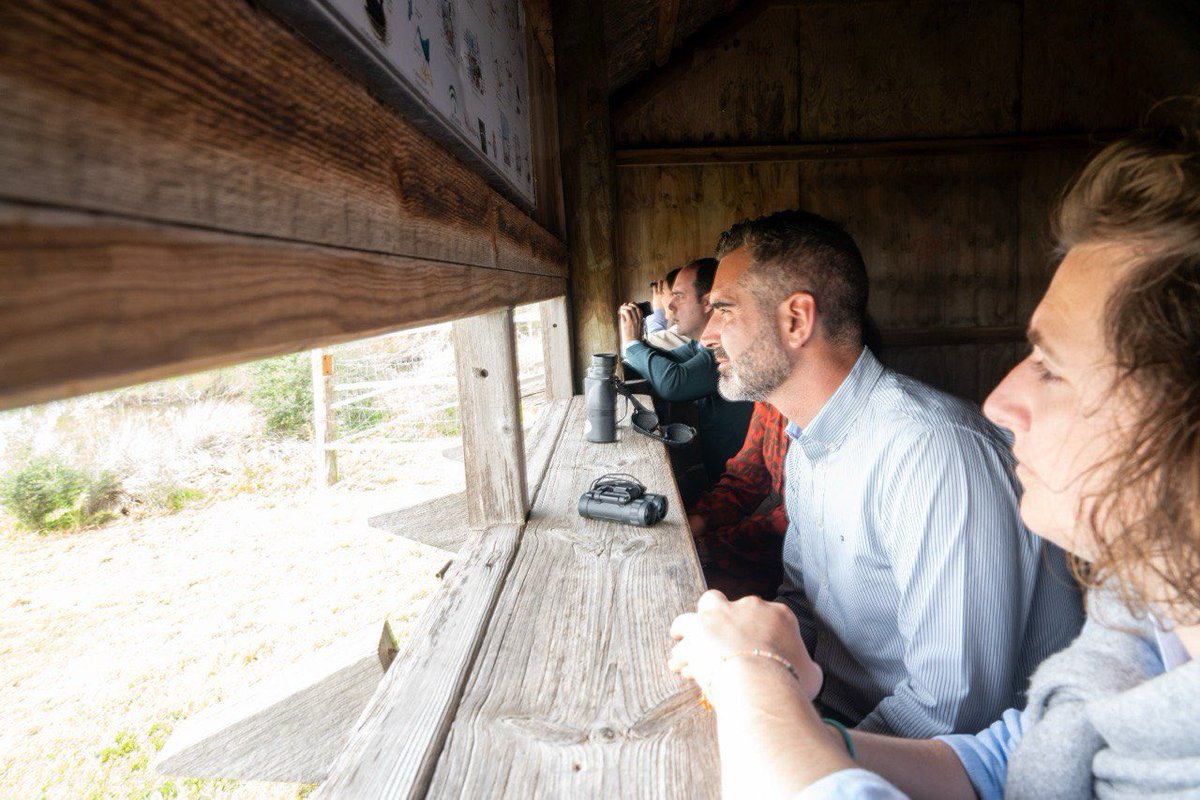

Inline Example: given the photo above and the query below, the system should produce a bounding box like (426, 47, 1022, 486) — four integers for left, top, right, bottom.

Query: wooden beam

(611, 0, 781, 121)
(423, 398, 718, 796)
(0, 206, 566, 411)
(539, 297, 575, 400)
(452, 309, 529, 527)
(316, 524, 524, 799)
(654, 0, 682, 66)
(523, 0, 556, 74)
(156, 621, 397, 783)
(615, 132, 1123, 167)
(0, 0, 565, 275)
(553, 0, 622, 384)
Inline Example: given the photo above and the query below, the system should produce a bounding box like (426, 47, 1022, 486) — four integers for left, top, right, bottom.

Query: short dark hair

(715, 210, 868, 345)
(664, 267, 682, 289)
(689, 257, 719, 296)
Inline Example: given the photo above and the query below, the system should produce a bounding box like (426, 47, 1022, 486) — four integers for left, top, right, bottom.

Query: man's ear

(779, 292, 817, 349)
(700, 292, 712, 313)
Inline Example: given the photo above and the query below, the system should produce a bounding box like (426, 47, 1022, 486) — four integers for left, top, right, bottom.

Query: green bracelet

(822, 717, 856, 760)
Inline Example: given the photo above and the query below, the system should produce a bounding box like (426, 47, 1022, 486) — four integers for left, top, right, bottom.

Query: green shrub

(0, 456, 124, 532)
(250, 354, 313, 439)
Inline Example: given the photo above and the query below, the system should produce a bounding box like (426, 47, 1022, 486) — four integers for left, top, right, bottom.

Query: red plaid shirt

(691, 402, 789, 572)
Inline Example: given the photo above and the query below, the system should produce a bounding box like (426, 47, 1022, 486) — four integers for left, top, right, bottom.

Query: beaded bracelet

(720, 648, 802, 685)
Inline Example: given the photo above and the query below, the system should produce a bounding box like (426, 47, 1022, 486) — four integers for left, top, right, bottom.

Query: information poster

(317, 0, 535, 205)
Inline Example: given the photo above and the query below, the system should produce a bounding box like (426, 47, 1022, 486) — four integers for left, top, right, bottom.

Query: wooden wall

(611, 0, 1200, 402)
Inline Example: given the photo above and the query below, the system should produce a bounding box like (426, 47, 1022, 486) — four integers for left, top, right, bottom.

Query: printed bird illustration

(416, 26, 431, 63)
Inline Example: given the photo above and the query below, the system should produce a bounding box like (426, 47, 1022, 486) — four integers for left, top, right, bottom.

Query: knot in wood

(593, 726, 618, 742)
(474, 367, 489, 378)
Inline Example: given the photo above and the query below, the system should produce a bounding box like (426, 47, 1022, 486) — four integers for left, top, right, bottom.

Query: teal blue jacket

(622, 340, 753, 483)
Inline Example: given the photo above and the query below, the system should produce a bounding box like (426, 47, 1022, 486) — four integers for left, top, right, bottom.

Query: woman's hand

(669, 590, 822, 709)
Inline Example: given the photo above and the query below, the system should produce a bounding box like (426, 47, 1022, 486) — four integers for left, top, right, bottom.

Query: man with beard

(699, 210, 1083, 738)
(620, 258, 753, 494)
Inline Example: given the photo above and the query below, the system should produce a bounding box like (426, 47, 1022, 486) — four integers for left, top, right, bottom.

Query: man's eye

(1030, 359, 1062, 383)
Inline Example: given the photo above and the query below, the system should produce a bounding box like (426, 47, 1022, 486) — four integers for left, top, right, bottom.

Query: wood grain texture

(615, 5, 799, 147)
(654, 0, 681, 66)
(523, 0, 556, 74)
(553, 0, 622, 384)
(0, 0, 565, 274)
(157, 622, 397, 783)
(453, 309, 529, 527)
(798, 155, 1021, 330)
(880, 341, 1027, 404)
(0, 206, 565, 411)
(614, 132, 1123, 166)
(616, 163, 800, 302)
(424, 399, 717, 798)
(316, 524, 526, 798)
(540, 298, 576, 399)
(1021, 0, 1200, 132)
(610, 0, 781, 117)
(526, 24, 567, 239)
(605, 0, 734, 91)
(368, 399, 574, 549)
(1016, 148, 1098, 320)
(798, 1, 1021, 140)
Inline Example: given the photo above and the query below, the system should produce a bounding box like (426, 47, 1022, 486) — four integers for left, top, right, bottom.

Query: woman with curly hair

(668, 104, 1200, 799)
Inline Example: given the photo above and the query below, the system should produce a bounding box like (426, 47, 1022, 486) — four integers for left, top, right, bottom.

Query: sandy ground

(0, 445, 464, 799)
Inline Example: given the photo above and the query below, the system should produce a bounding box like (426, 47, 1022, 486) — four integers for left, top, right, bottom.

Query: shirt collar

(784, 347, 884, 460)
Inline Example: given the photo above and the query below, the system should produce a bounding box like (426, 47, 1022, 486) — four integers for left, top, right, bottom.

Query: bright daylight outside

(0, 305, 550, 799)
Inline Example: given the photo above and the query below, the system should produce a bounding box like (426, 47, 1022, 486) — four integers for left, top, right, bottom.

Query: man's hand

(618, 303, 643, 348)
(651, 280, 671, 312)
(669, 590, 821, 710)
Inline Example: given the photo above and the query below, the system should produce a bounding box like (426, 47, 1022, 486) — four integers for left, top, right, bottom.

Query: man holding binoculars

(618, 258, 753, 502)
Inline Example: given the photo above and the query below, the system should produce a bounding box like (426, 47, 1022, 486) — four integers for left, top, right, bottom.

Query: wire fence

(316, 304, 550, 471)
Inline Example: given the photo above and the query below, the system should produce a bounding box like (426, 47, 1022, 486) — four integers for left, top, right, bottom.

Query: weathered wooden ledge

(318, 398, 717, 798)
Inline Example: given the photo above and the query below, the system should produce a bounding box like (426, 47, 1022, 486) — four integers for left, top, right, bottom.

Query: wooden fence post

(539, 296, 574, 399)
(311, 349, 338, 487)
(452, 308, 528, 527)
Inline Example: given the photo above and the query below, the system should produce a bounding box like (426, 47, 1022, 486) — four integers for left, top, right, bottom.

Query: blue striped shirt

(779, 348, 1083, 737)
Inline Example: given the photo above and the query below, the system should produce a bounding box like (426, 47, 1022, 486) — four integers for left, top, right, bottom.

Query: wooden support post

(311, 349, 338, 487)
(451, 308, 528, 527)
(539, 296, 574, 401)
(552, 0, 621, 388)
